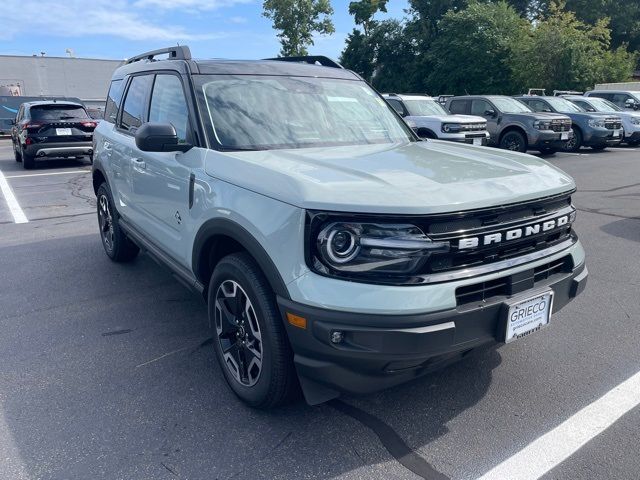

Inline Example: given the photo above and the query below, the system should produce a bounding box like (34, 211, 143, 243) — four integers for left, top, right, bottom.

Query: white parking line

(477, 370, 640, 480)
(0, 169, 28, 224)
(5, 169, 89, 179)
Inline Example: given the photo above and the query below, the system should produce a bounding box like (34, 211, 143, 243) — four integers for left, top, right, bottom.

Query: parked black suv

(11, 101, 96, 169)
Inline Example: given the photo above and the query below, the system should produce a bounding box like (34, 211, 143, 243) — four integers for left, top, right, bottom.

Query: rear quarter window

(448, 100, 469, 114)
(104, 80, 124, 124)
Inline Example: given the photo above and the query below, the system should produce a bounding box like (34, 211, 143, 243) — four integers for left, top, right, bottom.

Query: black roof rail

(125, 46, 192, 65)
(264, 55, 343, 69)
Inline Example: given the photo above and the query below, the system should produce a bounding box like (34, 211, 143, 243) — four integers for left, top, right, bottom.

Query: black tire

(208, 252, 297, 409)
(627, 140, 640, 147)
(22, 147, 35, 169)
(591, 145, 607, 151)
(13, 142, 22, 163)
(564, 126, 582, 152)
(417, 129, 437, 139)
(96, 183, 139, 262)
(499, 130, 527, 152)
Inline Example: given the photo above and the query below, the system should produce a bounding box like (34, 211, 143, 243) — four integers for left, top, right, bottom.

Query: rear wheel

(500, 131, 527, 152)
(209, 252, 297, 408)
(21, 148, 35, 169)
(13, 142, 22, 163)
(96, 183, 139, 262)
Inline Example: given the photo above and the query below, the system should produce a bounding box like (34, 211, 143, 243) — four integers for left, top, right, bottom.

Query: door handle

(132, 158, 146, 169)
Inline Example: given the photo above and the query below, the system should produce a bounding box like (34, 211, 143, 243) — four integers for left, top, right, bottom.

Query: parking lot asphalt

(0, 138, 638, 480)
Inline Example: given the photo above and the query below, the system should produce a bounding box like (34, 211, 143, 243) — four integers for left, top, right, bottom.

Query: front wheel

(499, 131, 527, 152)
(96, 183, 139, 262)
(209, 253, 297, 408)
(563, 127, 582, 152)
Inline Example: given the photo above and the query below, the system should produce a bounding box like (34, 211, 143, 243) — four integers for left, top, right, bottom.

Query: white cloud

(133, 0, 253, 11)
(0, 0, 245, 41)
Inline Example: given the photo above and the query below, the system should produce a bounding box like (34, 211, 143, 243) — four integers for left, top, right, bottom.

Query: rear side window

(120, 75, 153, 133)
(104, 80, 124, 124)
(30, 105, 89, 121)
(449, 100, 469, 114)
(149, 75, 190, 142)
(386, 99, 406, 116)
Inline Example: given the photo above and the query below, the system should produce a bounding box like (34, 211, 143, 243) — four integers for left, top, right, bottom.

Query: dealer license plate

(473, 138, 482, 146)
(613, 130, 621, 138)
(561, 132, 569, 140)
(56, 128, 72, 136)
(505, 290, 553, 343)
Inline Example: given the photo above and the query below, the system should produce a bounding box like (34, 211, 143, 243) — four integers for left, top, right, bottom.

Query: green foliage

(339, 0, 637, 94)
(263, 0, 335, 56)
(511, 2, 637, 91)
(348, 0, 389, 36)
(427, 1, 529, 95)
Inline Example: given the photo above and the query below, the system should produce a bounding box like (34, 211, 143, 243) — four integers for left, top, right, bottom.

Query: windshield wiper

(218, 146, 269, 152)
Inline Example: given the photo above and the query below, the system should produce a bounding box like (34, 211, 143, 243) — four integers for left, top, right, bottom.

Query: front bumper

(583, 128, 623, 147)
(528, 130, 572, 150)
(25, 141, 93, 159)
(280, 260, 587, 404)
(624, 130, 640, 142)
(442, 132, 489, 145)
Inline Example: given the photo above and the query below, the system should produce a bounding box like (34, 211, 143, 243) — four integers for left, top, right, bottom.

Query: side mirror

(135, 123, 192, 153)
(624, 99, 637, 109)
(484, 109, 496, 117)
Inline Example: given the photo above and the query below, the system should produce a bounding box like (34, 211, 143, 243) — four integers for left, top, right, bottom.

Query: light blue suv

(93, 47, 588, 408)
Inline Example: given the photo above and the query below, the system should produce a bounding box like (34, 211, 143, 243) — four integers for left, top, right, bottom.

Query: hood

(204, 140, 575, 215)
(509, 112, 570, 122)
(559, 111, 619, 121)
(408, 114, 486, 124)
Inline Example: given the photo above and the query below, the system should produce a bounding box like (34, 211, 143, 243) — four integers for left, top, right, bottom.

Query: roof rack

(125, 46, 192, 65)
(264, 55, 343, 69)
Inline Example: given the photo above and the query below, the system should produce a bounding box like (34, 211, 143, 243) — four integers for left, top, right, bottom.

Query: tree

(427, 2, 529, 95)
(511, 2, 637, 91)
(263, 0, 335, 56)
(348, 0, 389, 36)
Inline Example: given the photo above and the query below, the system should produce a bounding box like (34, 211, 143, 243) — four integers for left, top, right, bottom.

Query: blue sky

(0, 0, 409, 61)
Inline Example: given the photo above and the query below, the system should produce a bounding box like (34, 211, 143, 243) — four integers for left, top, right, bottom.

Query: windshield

(492, 97, 532, 113)
(545, 97, 584, 113)
(585, 97, 621, 113)
(198, 75, 413, 150)
(403, 98, 449, 116)
(30, 105, 89, 121)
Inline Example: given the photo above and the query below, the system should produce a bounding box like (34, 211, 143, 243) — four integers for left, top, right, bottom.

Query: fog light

(330, 331, 344, 344)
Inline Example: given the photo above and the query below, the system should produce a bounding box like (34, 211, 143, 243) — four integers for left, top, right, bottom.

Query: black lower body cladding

(278, 262, 587, 405)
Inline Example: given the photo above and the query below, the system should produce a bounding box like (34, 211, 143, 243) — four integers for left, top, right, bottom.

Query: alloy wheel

(215, 280, 263, 387)
(98, 194, 114, 253)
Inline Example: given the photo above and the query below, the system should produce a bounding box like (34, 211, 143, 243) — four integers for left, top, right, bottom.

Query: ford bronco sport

(93, 47, 587, 408)
(382, 93, 489, 145)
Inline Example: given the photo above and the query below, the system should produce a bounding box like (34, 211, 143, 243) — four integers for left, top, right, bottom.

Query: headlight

(533, 120, 552, 130)
(313, 221, 449, 277)
(630, 116, 640, 125)
(441, 123, 462, 133)
(588, 119, 606, 128)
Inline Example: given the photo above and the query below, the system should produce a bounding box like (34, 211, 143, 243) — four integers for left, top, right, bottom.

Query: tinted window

(611, 93, 631, 106)
(30, 105, 89, 121)
(403, 98, 448, 116)
(120, 75, 153, 133)
(386, 99, 406, 116)
(149, 75, 190, 142)
(104, 80, 124, 124)
(471, 99, 492, 116)
(449, 100, 469, 114)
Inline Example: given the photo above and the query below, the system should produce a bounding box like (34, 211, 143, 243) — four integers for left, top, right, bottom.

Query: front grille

(604, 118, 622, 130)
(455, 255, 572, 305)
(423, 192, 575, 275)
(460, 123, 486, 132)
(550, 120, 572, 132)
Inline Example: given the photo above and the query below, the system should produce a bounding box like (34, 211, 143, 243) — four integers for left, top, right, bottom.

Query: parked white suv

(383, 93, 490, 145)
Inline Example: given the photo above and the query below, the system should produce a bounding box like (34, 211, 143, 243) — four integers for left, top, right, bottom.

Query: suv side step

(118, 218, 205, 296)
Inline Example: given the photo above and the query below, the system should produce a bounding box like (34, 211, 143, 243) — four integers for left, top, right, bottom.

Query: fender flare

(192, 218, 290, 299)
